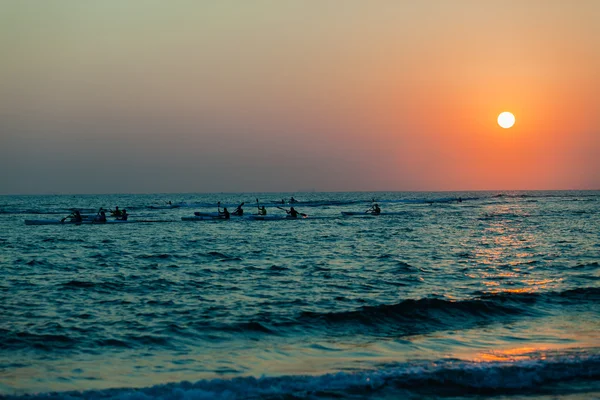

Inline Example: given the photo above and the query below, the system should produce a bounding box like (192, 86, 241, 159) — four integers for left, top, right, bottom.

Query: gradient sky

(1, 1, 599, 194)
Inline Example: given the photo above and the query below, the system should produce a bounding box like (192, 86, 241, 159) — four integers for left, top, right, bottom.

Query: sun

(497, 111, 516, 129)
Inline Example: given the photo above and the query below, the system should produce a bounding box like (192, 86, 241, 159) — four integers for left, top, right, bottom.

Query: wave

(4, 350, 599, 399)
(3, 287, 597, 354)
(139, 253, 172, 260)
(204, 251, 242, 261)
(0, 329, 178, 353)
(0, 330, 78, 351)
(297, 296, 525, 337)
(571, 261, 600, 270)
(144, 287, 600, 341)
(289, 287, 600, 336)
(476, 287, 600, 305)
(60, 280, 124, 292)
(557, 286, 600, 301)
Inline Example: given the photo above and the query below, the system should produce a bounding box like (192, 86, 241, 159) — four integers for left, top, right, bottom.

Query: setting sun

(498, 112, 516, 129)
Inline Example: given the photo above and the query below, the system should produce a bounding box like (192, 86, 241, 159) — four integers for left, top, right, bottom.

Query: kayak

(80, 214, 108, 220)
(182, 216, 228, 221)
(246, 214, 307, 220)
(194, 212, 243, 217)
(25, 219, 134, 225)
(183, 214, 307, 221)
(341, 211, 406, 216)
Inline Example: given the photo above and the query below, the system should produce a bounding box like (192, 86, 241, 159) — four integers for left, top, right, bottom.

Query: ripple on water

(1, 191, 599, 395)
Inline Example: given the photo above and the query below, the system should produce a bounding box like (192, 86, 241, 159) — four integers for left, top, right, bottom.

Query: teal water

(1, 191, 599, 399)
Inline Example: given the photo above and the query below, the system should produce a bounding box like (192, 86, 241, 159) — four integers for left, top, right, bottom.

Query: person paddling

(62, 210, 83, 224)
(232, 202, 245, 216)
(90, 207, 106, 223)
(111, 206, 122, 217)
(367, 203, 381, 215)
(73, 210, 83, 223)
(97, 210, 107, 223)
(217, 202, 230, 219)
(278, 206, 306, 218)
(256, 199, 267, 215)
(219, 207, 230, 219)
(119, 209, 128, 221)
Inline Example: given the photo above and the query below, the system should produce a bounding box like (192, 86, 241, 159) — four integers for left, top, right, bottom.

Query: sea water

(1, 191, 599, 399)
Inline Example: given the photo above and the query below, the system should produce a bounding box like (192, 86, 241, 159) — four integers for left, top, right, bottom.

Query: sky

(1, 1, 599, 194)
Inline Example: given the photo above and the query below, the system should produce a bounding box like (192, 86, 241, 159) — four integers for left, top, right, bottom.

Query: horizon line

(1, 188, 599, 197)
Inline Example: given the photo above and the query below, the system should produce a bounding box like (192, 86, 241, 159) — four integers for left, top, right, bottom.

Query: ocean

(1, 191, 599, 399)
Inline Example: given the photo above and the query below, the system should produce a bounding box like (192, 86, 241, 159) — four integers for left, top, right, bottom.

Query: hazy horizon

(2, 188, 599, 198)
(2, 1, 599, 195)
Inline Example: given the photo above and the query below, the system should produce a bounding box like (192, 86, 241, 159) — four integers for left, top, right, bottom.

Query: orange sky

(1, 1, 599, 194)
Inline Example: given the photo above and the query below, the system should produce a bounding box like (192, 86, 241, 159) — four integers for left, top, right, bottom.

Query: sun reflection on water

(466, 201, 570, 296)
(475, 346, 550, 362)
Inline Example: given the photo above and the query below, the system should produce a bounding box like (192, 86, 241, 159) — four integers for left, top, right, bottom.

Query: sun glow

(497, 112, 516, 129)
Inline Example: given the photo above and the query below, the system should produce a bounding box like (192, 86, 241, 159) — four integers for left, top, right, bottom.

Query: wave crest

(5, 351, 599, 399)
